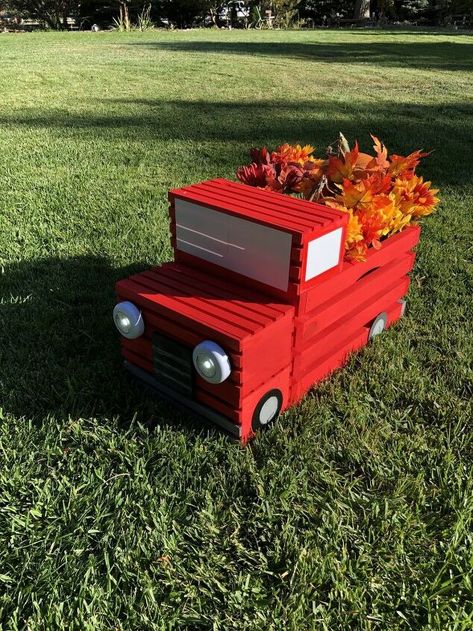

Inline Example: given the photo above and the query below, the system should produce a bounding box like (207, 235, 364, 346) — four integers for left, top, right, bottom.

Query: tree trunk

(119, 1, 131, 30)
(123, 3, 130, 31)
(354, 0, 371, 19)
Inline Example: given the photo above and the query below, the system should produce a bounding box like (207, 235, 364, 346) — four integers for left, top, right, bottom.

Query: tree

(271, 0, 302, 25)
(394, 0, 429, 18)
(300, 0, 355, 23)
(5, 0, 79, 28)
(371, 0, 393, 18)
(157, 0, 211, 27)
(353, 0, 371, 18)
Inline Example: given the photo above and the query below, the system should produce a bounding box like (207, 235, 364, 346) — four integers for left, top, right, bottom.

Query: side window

(305, 228, 343, 281)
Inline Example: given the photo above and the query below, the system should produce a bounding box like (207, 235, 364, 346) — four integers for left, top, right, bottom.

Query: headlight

(113, 301, 145, 339)
(192, 340, 231, 384)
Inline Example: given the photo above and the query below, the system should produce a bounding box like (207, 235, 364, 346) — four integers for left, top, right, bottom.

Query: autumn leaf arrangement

(236, 134, 439, 262)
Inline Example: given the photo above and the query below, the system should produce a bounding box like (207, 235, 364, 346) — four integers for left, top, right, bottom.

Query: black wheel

(368, 312, 388, 341)
(252, 389, 283, 432)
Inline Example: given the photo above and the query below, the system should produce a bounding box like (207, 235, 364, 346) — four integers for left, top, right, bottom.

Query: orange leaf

(326, 142, 360, 183)
(370, 134, 390, 170)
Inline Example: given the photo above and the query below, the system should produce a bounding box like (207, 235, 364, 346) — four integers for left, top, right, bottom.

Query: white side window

(175, 199, 293, 291)
(305, 228, 343, 281)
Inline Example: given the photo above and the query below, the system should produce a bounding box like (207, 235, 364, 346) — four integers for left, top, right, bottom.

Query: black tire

(368, 312, 388, 341)
(252, 389, 283, 432)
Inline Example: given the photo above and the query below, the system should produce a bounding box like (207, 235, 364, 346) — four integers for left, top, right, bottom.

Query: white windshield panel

(175, 199, 292, 291)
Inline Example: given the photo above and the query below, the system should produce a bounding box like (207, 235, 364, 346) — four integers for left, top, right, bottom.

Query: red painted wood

(194, 376, 242, 408)
(121, 336, 242, 385)
(121, 330, 291, 418)
(299, 226, 420, 316)
(116, 280, 245, 351)
(211, 178, 346, 226)
(241, 309, 293, 388)
(240, 365, 292, 442)
(290, 329, 368, 404)
(188, 182, 320, 230)
(154, 262, 290, 316)
(386, 299, 404, 326)
(298, 277, 410, 355)
(169, 179, 348, 300)
(170, 180, 348, 300)
(293, 275, 410, 375)
(294, 253, 415, 346)
(121, 328, 282, 412)
(195, 389, 240, 423)
(117, 304, 243, 369)
(117, 179, 422, 442)
(291, 297, 408, 405)
(293, 278, 408, 377)
(291, 246, 304, 265)
(128, 273, 262, 335)
(171, 188, 305, 241)
(144, 267, 279, 327)
(122, 347, 154, 375)
(135, 270, 270, 331)
(299, 220, 348, 290)
(170, 179, 347, 239)
(118, 263, 293, 339)
(173, 249, 301, 303)
(117, 264, 295, 414)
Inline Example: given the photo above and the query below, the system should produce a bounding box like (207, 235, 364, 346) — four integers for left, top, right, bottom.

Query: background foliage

(1, 0, 472, 29)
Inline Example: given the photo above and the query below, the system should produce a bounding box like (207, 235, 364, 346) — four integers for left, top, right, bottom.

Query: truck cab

(114, 179, 419, 442)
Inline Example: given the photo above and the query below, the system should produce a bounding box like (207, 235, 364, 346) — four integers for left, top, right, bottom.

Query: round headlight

(113, 301, 145, 339)
(192, 340, 231, 384)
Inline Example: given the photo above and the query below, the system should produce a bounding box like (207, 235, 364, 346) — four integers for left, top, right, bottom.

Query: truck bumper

(124, 361, 242, 440)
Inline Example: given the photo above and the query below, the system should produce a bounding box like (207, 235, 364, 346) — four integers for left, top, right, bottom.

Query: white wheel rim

(259, 396, 279, 425)
(371, 319, 385, 337)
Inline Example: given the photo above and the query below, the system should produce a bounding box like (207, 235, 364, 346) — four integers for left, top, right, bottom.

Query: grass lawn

(0, 27, 472, 629)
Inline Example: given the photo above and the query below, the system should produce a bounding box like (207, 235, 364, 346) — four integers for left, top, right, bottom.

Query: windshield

(174, 199, 293, 291)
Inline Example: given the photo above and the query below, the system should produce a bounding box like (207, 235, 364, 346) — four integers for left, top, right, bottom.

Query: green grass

(0, 28, 472, 630)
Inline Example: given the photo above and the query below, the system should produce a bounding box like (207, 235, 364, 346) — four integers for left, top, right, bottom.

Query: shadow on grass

(0, 255, 223, 439)
(127, 39, 473, 72)
(0, 98, 471, 187)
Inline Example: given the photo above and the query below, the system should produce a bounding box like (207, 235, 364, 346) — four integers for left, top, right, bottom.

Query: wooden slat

(122, 276, 256, 336)
(142, 268, 275, 327)
(133, 270, 267, 332)
(293, 277, 410, 374)
(192, 180, 325, 229)
(117, 306, 242, 368)
(291, 330, 368, 404)
(116, 280, 247, 351)
(121, 337, 242, 384)
(157, 262, 291, 316)
(122, 348, 154, 374)
(171, 189, 305, 240)
(215, 178, 346, 224)
(195, 389, 240, 423)
(173, 249, 301, 304)
(299, 226, 420, 315)
(295, 269, 411, 347)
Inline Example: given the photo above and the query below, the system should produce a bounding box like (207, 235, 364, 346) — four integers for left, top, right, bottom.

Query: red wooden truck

(114, 179, 420, 442)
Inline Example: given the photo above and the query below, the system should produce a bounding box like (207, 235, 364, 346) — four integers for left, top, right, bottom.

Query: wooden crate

(115, 179, 420, 442)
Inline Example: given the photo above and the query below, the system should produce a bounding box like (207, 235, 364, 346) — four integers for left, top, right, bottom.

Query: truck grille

(152, 333, 194, 397)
